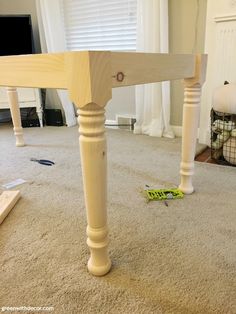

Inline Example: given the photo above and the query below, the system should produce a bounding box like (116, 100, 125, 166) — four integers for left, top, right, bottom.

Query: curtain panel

(134, 0, 174, 138)
(36, 0, 77, 127)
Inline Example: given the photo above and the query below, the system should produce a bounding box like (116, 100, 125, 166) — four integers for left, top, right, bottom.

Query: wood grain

(0, 190, 21, 224)
(111, 52, 196, 87)
(0, 53, 66, 89)
(65, 51, 112, 108)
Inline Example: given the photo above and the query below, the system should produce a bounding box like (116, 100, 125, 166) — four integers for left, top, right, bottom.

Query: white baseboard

(105, 119, 118, 129)
(171, 126, 201, 139)
(171, 125, 182, 137)
(105, 120, 200, 139)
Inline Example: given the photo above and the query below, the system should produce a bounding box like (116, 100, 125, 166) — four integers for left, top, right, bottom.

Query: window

(60, 0, 137, 51)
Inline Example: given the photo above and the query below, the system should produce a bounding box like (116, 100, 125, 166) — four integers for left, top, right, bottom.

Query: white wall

(199, 0, 236, 144)
(106, 86, 136, 121)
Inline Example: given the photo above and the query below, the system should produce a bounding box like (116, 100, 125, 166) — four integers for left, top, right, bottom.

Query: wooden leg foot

(87, 226, 111, 276)
(179, 161, 194, 194)
(88, 259, 111, 276)
(14, 127, 25, 147)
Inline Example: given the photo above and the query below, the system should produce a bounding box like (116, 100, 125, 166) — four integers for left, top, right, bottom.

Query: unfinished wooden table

(0, 51, 207, 276)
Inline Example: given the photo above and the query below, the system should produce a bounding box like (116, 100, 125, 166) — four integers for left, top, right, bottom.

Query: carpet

(0, 124, 235, 314)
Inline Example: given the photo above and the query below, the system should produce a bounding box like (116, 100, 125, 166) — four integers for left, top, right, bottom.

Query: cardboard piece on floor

(0, 191, 21, 224)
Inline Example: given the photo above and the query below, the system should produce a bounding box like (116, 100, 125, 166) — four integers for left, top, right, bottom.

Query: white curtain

(36, 0, 77, 127)
(134, 0, 174, 138)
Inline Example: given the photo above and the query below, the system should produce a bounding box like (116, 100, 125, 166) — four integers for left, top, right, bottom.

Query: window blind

(60, 0, 137, 51)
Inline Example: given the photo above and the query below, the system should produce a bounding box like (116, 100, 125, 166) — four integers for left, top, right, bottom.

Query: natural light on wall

(60, 0, 137, 51)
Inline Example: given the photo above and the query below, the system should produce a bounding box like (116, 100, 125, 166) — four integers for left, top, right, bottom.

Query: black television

(0, 15, 34, 56)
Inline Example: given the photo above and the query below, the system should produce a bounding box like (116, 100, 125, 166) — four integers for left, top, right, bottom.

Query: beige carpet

(0, 123, 235, 314)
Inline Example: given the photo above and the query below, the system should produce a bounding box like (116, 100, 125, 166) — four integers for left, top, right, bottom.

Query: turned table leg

(78, 103, 111, 276)
(178, 55, 207, 194)
(6, 87, 25, 147)
(179, 84, 201, 194)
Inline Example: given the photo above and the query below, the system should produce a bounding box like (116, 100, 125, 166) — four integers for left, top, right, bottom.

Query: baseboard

(105, 120, 200, 139)
(105, 119, 118, 129)
(171, 125, 182, 137)
(171, 126, 200, 139)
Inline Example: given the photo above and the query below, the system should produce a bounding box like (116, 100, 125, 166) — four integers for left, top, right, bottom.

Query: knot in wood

(116, 72, 125, 82)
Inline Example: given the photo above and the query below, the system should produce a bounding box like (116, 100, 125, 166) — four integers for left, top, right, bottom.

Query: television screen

(0, 15, 34, 56)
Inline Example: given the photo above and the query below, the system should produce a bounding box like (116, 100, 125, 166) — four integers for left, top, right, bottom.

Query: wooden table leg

(78, 103, 111, 276)
(178, 55, 207, 194)
(6, 87, 25, 147)
(179, 83, 201, 194)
